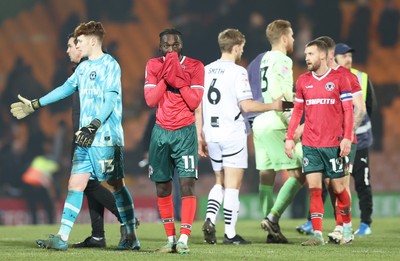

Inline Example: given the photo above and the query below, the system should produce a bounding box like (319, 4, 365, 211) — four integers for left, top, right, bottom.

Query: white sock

(223, 188, 239, 239)
(314, 230, 323, 237)
(334, 225, 343, 232)
(267, 213, 278, 223)
(205, 184, 224, 224)
(343, 222, 352, 228)
(178, 234, 188, 245)
(167, 235, 176, 243)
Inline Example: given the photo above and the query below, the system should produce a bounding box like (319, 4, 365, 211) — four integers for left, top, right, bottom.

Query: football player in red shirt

(144, 28, 204, 254)
(285, 39, 354, 246)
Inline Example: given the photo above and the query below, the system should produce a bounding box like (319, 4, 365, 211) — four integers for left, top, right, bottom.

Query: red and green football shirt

(144, 55, 204, 130)
(288, 68, 354, 147)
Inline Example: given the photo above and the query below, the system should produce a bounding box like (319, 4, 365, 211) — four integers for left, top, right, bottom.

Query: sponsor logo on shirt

(80, 88, 102, 96)
(305, 98, 336, 105)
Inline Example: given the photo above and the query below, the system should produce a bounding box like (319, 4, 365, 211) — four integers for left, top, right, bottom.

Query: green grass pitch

(1, 218, 399, 260)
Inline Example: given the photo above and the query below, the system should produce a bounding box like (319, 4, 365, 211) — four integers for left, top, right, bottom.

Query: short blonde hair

(218, 28, 245, 53)
(266, 20, 291, 45)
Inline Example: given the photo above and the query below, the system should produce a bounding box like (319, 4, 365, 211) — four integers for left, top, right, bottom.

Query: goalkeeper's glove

(75, 119, 101, 147)
(10, 94, 41, 119)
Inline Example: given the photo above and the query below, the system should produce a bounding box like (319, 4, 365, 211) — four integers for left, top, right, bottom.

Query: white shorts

(207, 137, 248, 171)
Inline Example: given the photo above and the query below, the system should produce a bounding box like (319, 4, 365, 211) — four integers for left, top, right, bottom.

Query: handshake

(161, 52, 189, 89)
(282, 100, 294, 111)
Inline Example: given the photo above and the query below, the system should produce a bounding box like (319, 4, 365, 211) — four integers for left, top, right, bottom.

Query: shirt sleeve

(105, 60, 121, 93)
(96, 91, 117, 123)
(179, 60, 205, 111)
(144, 59, 167, 107)
(39, 73, 77, 106)
(269, 58, 294, 101)
(349, 72, 362, 97)
(286, 77, 304, 140)
(236, 67, 253, 102)
(339, 75, 354, 140)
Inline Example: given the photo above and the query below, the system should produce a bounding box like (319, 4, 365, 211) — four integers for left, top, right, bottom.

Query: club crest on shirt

(325, 82, 335, 91)
(90, 71, 97, 80)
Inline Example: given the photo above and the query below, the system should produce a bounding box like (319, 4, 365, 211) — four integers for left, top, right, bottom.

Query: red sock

(157, 195, 175, 237)
(335, 205, 343, 226)
(335, 190, 352, 224)
(180, 196, 196, 236)
(309, 188, 324, 232)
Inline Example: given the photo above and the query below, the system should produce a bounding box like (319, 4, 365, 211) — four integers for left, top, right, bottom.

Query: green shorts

(149, 124, 198, 182)
(253, 128, 302, 171)
(345, 143, 357, 174)
(302, 145, 350, 179)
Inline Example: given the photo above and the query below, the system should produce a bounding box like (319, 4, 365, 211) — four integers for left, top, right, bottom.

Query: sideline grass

(1, 218, 399, 260)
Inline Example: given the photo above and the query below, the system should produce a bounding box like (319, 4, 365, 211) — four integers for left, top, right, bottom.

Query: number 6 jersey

(202, 59, 253, 142)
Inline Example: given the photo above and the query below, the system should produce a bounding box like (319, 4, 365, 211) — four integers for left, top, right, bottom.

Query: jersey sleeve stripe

(295, 97, 304, 103)
(144, 84, 156, 88)
(190, 85, 204, 89)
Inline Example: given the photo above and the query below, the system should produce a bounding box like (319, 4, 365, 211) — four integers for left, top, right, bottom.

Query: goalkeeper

(66, 33, 139, 249)
(248, 20, 301, 244)
(10, 21, 140, 251)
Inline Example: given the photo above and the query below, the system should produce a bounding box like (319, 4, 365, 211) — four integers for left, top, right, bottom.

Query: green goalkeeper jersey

(253, 50, 294, 130)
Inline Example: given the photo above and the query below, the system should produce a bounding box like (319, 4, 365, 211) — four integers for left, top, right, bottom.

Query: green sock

(270, 177, 302, 220)
(259, 184, 274, 217)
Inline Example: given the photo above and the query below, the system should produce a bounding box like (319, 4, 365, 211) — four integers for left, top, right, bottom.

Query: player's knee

(179, 180, 195, 196)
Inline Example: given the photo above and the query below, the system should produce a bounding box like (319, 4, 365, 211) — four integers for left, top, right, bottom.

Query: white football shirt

(202, 59, 253, 142)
